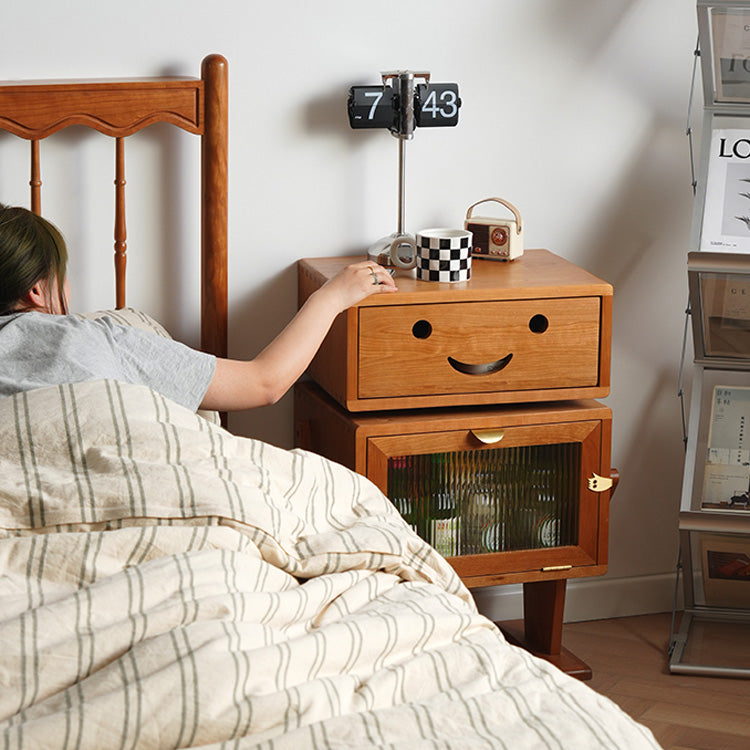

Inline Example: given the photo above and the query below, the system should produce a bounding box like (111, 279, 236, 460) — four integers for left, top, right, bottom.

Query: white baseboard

(470, 571, 683, 624)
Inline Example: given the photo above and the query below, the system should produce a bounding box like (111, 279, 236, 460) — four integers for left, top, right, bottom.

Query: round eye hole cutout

(529, 314, 549, 334)
(412, 319, 433, 339)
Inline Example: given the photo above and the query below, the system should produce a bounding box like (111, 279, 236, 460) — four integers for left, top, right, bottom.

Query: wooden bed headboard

(0, 54, 228, 360)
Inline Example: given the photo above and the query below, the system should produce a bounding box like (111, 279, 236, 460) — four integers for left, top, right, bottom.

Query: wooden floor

(562, 612, 750, 750)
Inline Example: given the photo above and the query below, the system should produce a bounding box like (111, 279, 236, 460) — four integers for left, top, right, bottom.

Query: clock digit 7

(347, 85, 396, 129)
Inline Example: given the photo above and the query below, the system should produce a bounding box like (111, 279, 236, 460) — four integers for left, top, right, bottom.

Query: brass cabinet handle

(470, 428, 505, 444)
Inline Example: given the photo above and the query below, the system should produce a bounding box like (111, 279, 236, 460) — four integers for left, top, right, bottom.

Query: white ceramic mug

(415, 228, 473, 282)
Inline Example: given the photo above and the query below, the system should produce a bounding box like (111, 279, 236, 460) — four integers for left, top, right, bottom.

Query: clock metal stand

(346, 70, 461, 269)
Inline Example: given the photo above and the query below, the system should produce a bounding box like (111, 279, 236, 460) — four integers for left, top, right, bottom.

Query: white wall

(0, 0, 700, 621)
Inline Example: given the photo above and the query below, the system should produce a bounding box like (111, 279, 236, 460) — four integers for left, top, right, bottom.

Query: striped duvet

(0, 380, 659, 749)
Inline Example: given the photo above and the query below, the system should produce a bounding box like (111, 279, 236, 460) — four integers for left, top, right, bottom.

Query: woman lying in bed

(0, 203, 396, 411)
(0, 204, 663, 750)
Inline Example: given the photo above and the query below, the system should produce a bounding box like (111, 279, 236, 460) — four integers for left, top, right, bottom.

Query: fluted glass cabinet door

(386, 442, 580, 556)
(367, 420, 604, 579)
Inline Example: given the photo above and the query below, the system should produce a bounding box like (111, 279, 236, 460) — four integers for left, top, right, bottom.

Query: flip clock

(347, 72, 461, 137)
(347, 71, 462, 268)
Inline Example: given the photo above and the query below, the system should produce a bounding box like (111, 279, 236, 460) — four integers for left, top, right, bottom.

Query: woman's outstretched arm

(199, 261, 397, 412)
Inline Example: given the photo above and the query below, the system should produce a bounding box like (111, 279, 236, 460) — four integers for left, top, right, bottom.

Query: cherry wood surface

(298, 250, 612, 411)
(295, 381, 612, 588)
(0, 77, 204, 136)
(300, 249, 614, 306)
(358, 296, 602, 399)
(295, 380, 612, 674)
(499, 578, 595, 680)
(0, 54, 228, 360)
(365, 419, 607, 581)
(295, 249, 615, 673)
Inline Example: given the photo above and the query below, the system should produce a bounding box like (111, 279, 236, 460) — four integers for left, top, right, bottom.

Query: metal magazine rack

(670, 1, 750, 677)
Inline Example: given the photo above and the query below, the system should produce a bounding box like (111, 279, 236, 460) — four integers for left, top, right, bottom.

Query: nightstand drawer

(299, 249, 612, 411)
(358, 297, 601, 399)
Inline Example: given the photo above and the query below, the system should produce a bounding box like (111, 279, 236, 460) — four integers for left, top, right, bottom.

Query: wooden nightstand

(298, 248, 611, 412)
(295, 249, 615, 679)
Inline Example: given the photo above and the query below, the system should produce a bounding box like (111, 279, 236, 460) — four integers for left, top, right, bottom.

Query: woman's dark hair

(0, 203, 68, 315)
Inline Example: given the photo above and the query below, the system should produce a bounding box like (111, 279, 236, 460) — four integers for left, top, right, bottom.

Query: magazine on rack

(709, 9, 750, 102)
(702, 385, 750, 511)
(700, 533, 750, 607)
(700, 129, 750, 253)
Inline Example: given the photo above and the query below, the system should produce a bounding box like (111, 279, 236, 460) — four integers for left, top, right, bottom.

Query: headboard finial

(201, 53, 228, 360)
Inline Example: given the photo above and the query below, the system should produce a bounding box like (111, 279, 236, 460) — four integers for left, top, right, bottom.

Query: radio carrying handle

(465, 197, 522, 234)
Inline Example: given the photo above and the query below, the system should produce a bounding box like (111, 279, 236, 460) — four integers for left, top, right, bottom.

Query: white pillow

(74, 307, 221, 425)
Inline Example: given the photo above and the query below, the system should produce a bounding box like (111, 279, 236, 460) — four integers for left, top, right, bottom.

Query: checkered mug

(415, 228, 473, 282)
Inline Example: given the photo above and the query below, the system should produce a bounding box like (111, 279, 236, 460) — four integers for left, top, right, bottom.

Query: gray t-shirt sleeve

(0, 313, 216, 411)
(94, 316, 217, 411)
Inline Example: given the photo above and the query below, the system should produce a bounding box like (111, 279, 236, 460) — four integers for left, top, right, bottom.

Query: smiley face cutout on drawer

(357, 299, 601, 399)
(444, 314, 551, 375)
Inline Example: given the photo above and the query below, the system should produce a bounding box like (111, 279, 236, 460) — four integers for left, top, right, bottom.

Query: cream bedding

(0, 380, 659, 749)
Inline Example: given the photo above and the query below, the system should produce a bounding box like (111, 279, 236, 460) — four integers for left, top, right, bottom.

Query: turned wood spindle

(114, 137, 127, 309)
(30, 140, 41, 215)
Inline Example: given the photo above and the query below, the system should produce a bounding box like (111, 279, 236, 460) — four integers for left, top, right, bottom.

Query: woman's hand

(318, 261, 398, 314)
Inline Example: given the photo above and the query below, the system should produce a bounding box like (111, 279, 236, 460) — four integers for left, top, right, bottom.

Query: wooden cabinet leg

(495, 578, 592, 680)
(523, 579, 566, 655)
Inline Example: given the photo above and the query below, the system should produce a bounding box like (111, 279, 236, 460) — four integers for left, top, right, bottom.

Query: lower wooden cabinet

(296, 251, 615, 678)
(294, 382, 614, 677)
(295, 381, 615, 675)
(295, 381, 612, 588)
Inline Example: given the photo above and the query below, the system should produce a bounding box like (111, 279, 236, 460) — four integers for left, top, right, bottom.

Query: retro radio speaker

(465, 197, 523, 261)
